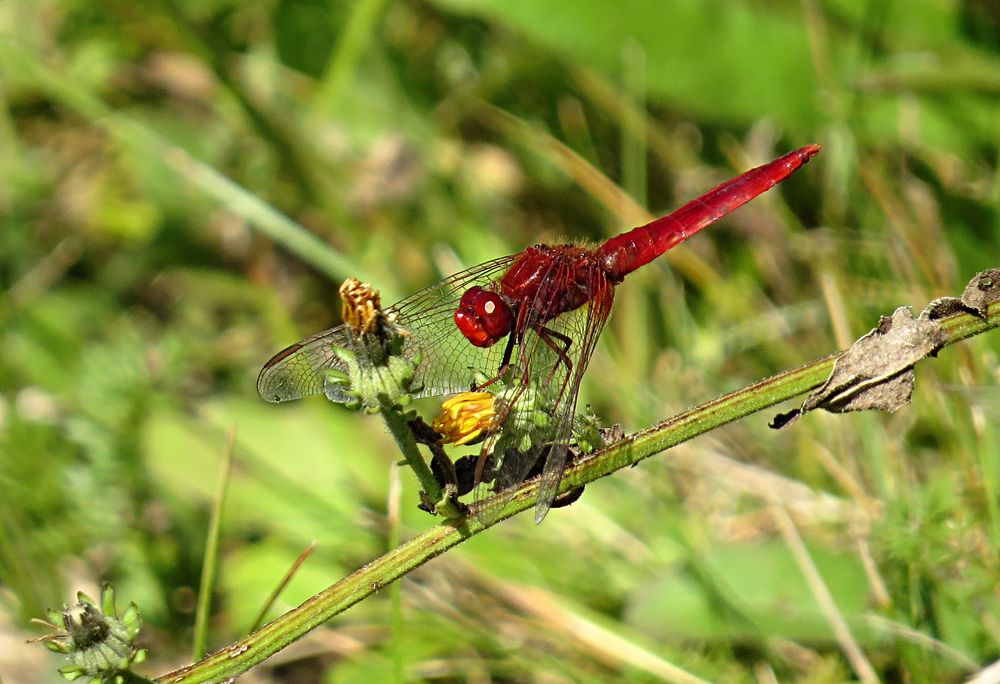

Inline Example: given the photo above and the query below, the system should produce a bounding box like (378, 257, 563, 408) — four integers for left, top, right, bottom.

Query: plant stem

(380, 405, 461, 519)
(192, 428, 235, 661)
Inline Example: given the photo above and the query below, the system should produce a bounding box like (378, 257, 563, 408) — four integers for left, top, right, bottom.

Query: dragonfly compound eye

(454, 286, 513, 347)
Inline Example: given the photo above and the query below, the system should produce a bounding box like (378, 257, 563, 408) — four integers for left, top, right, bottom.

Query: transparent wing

(257, 255, 518, 403)
(532, 269, 614, 523)
(257, 323, 354, 403)
(472, 261, 614, 524)
(391, 256, 517, 398)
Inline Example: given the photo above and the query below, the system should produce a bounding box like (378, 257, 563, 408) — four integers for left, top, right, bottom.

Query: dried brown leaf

(771, 268, 1000, 429)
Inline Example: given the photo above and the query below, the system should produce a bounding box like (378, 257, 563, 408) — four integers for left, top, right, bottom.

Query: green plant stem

(156, 301, 999, 683)
(248, 542, 317, 634)
(379, 406, 460, 519)
(191, 429, 234, 661)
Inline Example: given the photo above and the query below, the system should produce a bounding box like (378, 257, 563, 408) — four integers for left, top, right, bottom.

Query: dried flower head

(340, 277, 385, 334)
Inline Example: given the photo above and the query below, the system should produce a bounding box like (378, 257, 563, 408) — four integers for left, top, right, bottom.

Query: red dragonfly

(259, 144, 820, 522)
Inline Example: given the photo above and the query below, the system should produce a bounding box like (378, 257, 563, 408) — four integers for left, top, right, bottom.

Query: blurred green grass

(1, 0, 998, 682)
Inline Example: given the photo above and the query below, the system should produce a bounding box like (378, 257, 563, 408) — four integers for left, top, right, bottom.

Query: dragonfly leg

(537, 326, 575, 398)
(471, 332, 518, 392)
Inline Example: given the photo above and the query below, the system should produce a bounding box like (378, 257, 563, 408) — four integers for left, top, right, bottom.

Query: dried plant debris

(772, 268, 999, 429)
(944, 267, 1000, 318)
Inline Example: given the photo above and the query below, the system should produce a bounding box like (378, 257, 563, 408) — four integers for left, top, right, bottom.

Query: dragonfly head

(454, 286, 513, 348)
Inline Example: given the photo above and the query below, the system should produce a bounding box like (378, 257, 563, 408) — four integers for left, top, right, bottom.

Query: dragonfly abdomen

(596, 144, 821, 280)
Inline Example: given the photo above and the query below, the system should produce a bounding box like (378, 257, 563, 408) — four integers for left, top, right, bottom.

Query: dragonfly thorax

(499, 244, 598, 322)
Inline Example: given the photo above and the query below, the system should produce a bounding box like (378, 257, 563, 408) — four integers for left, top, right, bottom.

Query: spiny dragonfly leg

(537, 326, 574, 397)
(471, 332, 517, 392)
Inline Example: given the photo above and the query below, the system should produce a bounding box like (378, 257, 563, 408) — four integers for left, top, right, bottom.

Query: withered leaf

(956, 267, 1000, 318)
(771, 268, 999, 429)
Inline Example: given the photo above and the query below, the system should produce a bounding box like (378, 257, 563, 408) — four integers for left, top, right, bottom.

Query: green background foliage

(1, 0, 998, 681)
